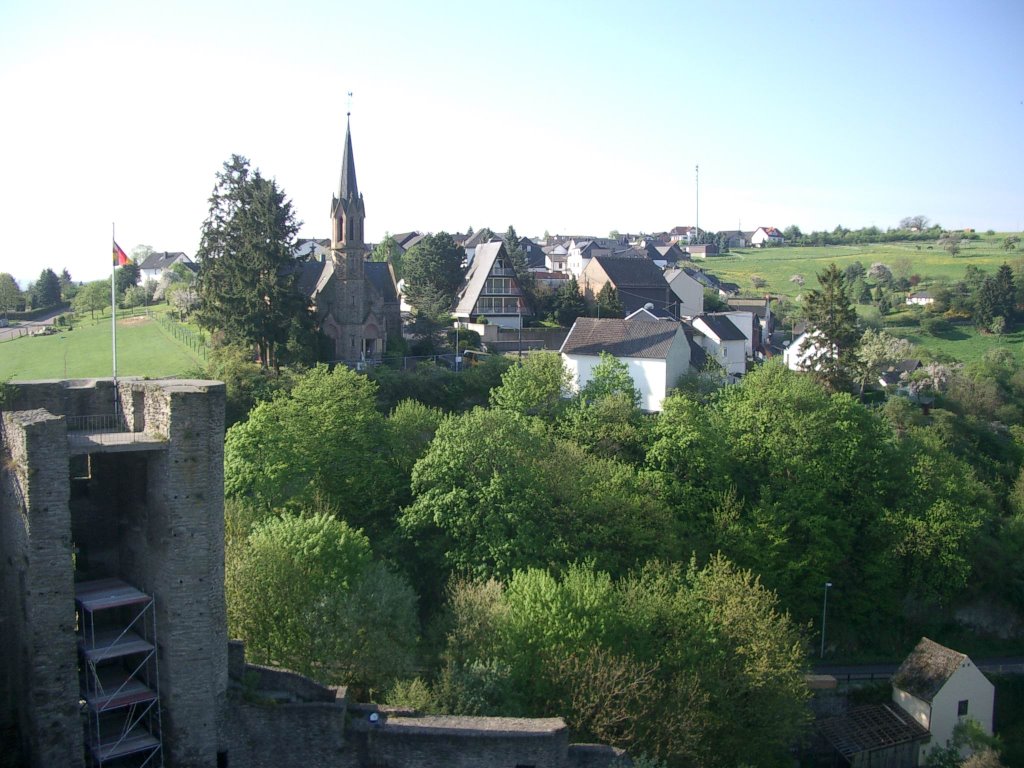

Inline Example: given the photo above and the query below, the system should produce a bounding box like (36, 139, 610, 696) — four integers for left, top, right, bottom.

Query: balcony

(66, 414, 167, 455)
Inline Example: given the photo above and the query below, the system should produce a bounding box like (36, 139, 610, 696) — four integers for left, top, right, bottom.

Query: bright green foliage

(224, 365, 396, 539)
(402, 232, 465, 336)
(854, 329, 914, 396)
(432, 557, 808, 767)
(204, 342, 297, 428)
(371, 232, 402, 274)
(489, 351, 572, 420)
(225, 512, 417, 688)
(578, 351, 640, 407)
(401, 407, 675, 581)
(195, 155, 311, 369)
(114, 262, 140, 296)
(800, 263, 860, 390)
(72, 280, 110, 319)
(0, 273, 22, 315)
(557, 391, 651, 466)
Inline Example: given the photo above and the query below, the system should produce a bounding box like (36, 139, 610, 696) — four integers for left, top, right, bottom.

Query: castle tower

(329, 115, 368, 360)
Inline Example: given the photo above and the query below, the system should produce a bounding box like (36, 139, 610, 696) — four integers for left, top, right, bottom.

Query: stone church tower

(329, 116, 368, 361)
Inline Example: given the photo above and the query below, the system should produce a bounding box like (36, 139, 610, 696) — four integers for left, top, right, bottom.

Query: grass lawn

(884, 323, 1024, 365)
(705, 232, 1023, 300)
(0, 309, 204, 381)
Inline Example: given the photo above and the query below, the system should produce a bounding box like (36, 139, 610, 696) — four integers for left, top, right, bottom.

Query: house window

(958, 699, 969, 716)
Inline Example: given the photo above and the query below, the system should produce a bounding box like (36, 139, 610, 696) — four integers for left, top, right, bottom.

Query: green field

(708, 232, 1022, 299)
(0, 309, 204, 381)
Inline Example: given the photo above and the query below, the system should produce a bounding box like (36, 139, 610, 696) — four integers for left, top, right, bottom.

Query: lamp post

(820, 581, 832, 659)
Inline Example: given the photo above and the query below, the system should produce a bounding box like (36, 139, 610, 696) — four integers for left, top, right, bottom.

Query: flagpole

(111, 223, 118, 418)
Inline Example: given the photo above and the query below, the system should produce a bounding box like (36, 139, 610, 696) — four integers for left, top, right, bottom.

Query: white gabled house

(690, 314, 747, 376)
(138, 251, 196, 284)
(906, 292, 935, 306)
(891, 637, 995, 763)
(783, 330, 831, 372)
(559, 317, 691, 412)
(751, 226, 784, 247)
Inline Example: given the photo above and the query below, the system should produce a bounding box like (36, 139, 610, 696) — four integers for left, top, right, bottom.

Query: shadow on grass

(931, 328, 970, 341)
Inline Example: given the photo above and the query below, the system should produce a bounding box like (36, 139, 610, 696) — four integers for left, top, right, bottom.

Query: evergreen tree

(195, 155, 311, 369)
(552, 277, 586, 327)
(595, 284, 624, 318)
(800, 263, 859, 390)
(503, 225, 535, 310)
(34, 268, 62, 308)
(0, 273, 21, 316)
(114, 262, 140, 297)
(995, 263, 1016, 320)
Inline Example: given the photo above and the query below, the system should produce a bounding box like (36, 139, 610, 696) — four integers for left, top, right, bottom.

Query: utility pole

(695, 164, 699, 243)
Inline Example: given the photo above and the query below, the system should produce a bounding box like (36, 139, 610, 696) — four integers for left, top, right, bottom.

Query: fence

(0, 327, 30, 342)
(155, 314, 208, 361)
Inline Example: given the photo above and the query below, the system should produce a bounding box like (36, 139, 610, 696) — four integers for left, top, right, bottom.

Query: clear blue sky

(1, 0, 1021, 285)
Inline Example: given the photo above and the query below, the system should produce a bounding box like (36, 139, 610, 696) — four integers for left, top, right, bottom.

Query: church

(295, 117, 401, 363)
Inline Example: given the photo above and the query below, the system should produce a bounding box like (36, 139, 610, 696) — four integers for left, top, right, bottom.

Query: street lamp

(820, 582, 833, 659)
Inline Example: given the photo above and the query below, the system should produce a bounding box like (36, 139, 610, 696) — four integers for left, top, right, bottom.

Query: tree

(0, 273, 21, 317)
(370, 232, 402, 275)
(551, 277, 586, 327)
(402, 232, 465, 341)
(899, 215, 930, 231)
(72, 280, 109, 319)
(578, 351, 640, 407)
(34, 268, 61, 308)
(504, 225, 535, 308)
(789, 274, 805, 287)
(223, 365, 397, 540)
(854, 329, 913, 396)
(489, 351, 573, 421)
(195, 154, 311, 369)
(595, 283, 624, 318)
(225, 512, 418, 689)
(114, 262, 140, 296)
(941, 232, 964, 257)
(868, 262, 893, 283)
(800, 263, 860, 390)
(1002, 235, 1020, 251)
(783, 225, 803, 241)
(59, 269, 74, 301)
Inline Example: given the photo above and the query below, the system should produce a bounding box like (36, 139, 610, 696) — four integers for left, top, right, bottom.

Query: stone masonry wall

(0, 408, 83, 768)
(137, 381, 228, 767)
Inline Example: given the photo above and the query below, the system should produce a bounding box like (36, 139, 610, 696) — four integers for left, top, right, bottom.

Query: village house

(751, 226, 785, 247)
(689, 314, 747, 376)
(560, 317, 691, 412)
(579, 254, 677, 317)
(453, 240, 530, 329)
(906, 291, 935, 306)
(664, 266, 705, 318)
(138, 251, 196, 284)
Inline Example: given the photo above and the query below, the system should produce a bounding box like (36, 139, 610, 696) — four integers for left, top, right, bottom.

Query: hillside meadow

(0, 307, 204, 380)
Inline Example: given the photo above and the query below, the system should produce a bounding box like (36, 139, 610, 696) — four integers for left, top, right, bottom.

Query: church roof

(294, 259, 334, 300)
(338, 117, 358, 203)
(365, 262, 398, 303)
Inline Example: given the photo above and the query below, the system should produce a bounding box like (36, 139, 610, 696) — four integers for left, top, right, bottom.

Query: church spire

(338, 114, 358, 203)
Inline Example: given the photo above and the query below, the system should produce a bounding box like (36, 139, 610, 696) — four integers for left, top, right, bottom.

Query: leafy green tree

(0, 273, 21, 316)
(1003, 235, 1020, 251)
(489, 351, 572, 421)
(854, 329, 914, 396)
(578, 351, 640, 407)
(402, 232, 465, 343)
(401, 407, 675, 581)
(225, 512, 418, 689)
(595, 283, 624, 318)
(204, 342, 296, 428)
(34, 268, 62, 308)
(370, 232, 402, 277)
(130, 244, 154, 264)
(941, 231, 964, 257)
(72, 280, 110, 319)
(223, 365, 397, 540)
(800, 263, 860, 390)
(196, 154, 312, 369)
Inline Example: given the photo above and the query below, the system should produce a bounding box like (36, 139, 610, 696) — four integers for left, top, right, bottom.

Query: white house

(783, 330, 831, 372)
(751, 227, 784, 247)
(138, 251, 195, 284)
(566, 239, 615, 278)
(690, 314, 747, 376)
(906, 292, 935, 306)
(544, 243, 569, 273)
(892, 637, 995, 763)
(559, 317, 691, 412)
(665, 267, 705, 318)
(716, 311, 757, 359)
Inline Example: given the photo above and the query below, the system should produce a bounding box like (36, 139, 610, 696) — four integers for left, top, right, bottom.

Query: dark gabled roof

(697, 314, 746, 341)
(892, 637, 968, 703)
(365, 262, 398, 303)
(818, 705, 929, 759)
(727, 297, 770, 318)
(293, 259, 333, 301)
(626, 305, 676, 321)
(592, 254, 665, 287)
(139, 251, 190, 271)
(463, 229, 499, 248)
(560, 318, 683, 360)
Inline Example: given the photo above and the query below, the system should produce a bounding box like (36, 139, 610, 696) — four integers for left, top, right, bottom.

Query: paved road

(0, 308, 66, 342)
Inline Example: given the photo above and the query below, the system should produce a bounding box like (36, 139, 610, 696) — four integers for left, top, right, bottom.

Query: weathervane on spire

(347, 91, 353, 118)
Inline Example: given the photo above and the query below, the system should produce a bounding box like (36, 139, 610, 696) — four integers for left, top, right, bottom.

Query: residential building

(690, 314, 747, 376)
(751, 226, 785, 247)
(579, 254, 677, 317)
(138, 251, 195, 284)
(454, 241, 529, 329)
(906, 292, 935, 306)
(560, 317, 691, 411)
(664, 266, 705, 318)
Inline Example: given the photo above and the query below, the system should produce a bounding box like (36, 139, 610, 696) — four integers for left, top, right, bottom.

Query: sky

(1, 0, 1022, 286)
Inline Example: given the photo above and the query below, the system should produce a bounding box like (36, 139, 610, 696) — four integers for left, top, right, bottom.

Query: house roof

(817, 704, 929, 759)
(591, 254, 665, 286)
(696, 314, 746, 342)
(463, 229, 499, 248)
(892, 637, 968, 703)
(139, 251, 191, 271)
(455, 241, 520, 316)
(560, 318, 683, 360)
(365, 262, 398, 303)
(626, 305, 676, 321)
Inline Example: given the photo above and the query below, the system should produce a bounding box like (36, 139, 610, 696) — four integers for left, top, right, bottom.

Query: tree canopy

(195, 154, 311, 368)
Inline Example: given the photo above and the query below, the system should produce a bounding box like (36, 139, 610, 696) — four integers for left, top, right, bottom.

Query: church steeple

(331, 114, 365, 252)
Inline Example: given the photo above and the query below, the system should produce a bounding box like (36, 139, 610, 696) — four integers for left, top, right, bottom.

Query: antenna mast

(695, 164, 700, 242)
